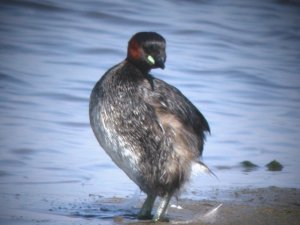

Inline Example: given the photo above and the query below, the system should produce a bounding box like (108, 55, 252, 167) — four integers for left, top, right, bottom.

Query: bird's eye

(145, 43, 157, 52)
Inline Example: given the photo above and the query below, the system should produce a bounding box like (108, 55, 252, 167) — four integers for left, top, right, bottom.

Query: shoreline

(165, 186, 300, 225)
(0, 186, 299, 225)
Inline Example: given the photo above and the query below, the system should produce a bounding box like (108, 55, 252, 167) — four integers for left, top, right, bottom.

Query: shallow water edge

(1, 186, 299, 225)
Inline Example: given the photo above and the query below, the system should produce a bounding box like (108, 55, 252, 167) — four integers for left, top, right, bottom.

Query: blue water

(0, 0, 300, 224)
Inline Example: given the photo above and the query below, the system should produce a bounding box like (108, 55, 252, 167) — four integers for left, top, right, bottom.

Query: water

(0, 0, 300, 224)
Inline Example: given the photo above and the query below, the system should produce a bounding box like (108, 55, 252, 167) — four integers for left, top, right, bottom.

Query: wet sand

(125, 186, 300, 225)
(1, 186, 299, 225)
(166, 187, 300, 225)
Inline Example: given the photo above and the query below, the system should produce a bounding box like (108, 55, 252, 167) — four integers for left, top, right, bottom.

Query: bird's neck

(125, 58, 151, 74)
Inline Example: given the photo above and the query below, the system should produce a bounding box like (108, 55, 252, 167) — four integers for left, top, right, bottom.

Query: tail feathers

(191, 161, 218, 180)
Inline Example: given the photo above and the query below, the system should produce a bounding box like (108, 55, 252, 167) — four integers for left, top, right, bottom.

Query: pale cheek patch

(147, 55, 155, 65)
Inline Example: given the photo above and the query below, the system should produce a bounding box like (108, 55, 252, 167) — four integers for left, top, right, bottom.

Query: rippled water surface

(1, 0, 300, 224)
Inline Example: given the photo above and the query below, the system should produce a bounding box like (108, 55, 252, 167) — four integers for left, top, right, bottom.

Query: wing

(140, 76, 210, 156)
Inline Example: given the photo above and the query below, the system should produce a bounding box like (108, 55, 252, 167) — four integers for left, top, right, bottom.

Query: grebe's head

(127, 32, 166, 72)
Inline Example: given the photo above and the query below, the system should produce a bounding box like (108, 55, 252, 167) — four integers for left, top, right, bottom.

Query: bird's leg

(138, 194, 156, 220)
(153, 193, 172, 222)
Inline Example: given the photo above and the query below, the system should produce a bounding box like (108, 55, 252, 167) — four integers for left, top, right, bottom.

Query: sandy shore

(124, 186, 300, 225)
(1, 186, 299, 225)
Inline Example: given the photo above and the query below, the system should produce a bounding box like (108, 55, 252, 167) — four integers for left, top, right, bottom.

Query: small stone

(241, 161, 258, 170)
(266, 160, 283, 171)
